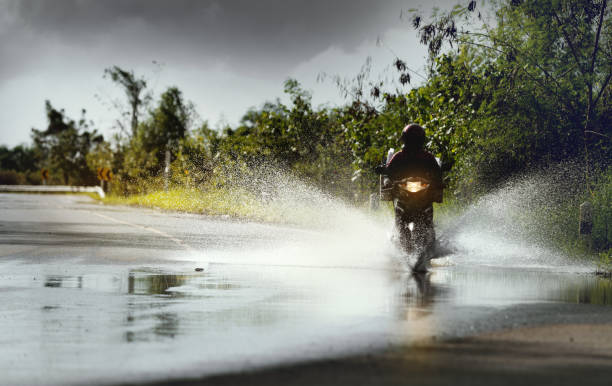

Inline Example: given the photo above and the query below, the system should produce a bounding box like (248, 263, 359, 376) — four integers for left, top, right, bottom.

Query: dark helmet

(400, 123, 426, 149)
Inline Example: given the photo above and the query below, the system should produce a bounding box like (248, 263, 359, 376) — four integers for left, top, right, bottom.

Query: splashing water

(196, 161, 594, 273)
(196, 163, 399, 270)
(438, 162, 594, 272)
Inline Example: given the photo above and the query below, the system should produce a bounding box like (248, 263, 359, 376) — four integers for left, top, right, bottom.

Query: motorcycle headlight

(400, 178, 429, 193)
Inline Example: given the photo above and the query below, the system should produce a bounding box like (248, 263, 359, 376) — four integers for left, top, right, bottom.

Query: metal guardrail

(0, 185, 105, 198)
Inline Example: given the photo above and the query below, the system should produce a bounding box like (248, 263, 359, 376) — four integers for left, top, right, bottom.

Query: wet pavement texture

(0, 193, 611, 386)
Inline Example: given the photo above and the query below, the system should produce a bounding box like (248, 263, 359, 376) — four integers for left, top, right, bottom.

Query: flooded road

(1, 193, 611, 386)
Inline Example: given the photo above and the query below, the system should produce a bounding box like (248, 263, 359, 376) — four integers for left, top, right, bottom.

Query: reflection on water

(126, 271, 199, 342)
(127, 270, 241, 296)
(404, 273, 446, 308)
(44, 275, 83, 289)
(2, 261, 611, 386)
(429, 267, 612, 306)
(117, 266, 612, 344)
(125, 312, 180, 342)
(560, 278, 612, 305)
(127, 271, 190, 296)
(38, 267, 612, 346)
(123, 270, 253, 342)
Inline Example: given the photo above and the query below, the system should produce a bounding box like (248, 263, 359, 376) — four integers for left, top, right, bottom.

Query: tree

(31, 101, 103, 185)
(148, 86, 192, 152)
(122, 87, 194, 181)
(104, 66, 149, 138)
(409, 0, 611, 191)
(0, 145, 37, 172)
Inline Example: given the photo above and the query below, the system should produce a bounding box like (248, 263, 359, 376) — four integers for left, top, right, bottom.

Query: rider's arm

(426, 153, 444, 203)
(384, 151, 403, 179)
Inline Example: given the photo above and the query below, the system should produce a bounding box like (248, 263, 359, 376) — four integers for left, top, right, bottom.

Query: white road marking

(91, 212, 194, 251)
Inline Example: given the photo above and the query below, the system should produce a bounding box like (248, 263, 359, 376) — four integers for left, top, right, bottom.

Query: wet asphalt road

(1, 193, 611, 386)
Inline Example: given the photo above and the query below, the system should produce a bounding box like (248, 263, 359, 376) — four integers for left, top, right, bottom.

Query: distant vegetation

(1, 0, 610, 257)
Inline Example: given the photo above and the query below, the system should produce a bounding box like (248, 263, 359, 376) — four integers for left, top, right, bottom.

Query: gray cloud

(1, 0, 410, 80)
(1, 0, 449, 146)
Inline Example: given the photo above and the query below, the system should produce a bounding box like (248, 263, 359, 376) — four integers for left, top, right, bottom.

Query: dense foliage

(28, 102, 103, 185)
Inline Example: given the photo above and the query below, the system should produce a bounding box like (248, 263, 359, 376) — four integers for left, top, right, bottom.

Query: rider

(377, 123, 443, 250)
(385, 124, 443, 192)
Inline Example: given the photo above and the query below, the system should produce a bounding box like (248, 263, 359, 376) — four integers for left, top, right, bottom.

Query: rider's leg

(395, 210, 413, 252)
(413, 206, 435, 250)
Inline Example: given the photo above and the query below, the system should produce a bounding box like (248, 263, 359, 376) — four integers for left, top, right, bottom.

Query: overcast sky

(0, 0, 458, 147)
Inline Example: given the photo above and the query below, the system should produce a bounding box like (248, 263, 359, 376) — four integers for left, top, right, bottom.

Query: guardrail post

(164, 149, 171, 192)
(369, 192, 379, 211)
(579, 201, 593, 250)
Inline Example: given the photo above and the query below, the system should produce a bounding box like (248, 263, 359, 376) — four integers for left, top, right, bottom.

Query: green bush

(592, 167, 612, 251)
(25, 171, 42, 185)
(0, 170, 25, 185)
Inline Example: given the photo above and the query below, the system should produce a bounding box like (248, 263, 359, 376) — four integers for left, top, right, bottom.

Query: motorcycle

(375, 149, 442, 272)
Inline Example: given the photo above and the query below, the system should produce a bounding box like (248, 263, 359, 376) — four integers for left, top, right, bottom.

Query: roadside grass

(101, 187, 284, 222)
(99, 184, 392, 229)
(597, 249, 612, 278)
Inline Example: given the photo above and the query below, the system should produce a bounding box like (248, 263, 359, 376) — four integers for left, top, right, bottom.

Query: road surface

(0, 193, 611, 385)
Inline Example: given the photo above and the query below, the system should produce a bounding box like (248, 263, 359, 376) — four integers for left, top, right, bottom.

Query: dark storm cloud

(1, 0, 408, 79)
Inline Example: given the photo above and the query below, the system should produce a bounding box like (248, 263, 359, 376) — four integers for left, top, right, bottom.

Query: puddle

(0, 257, 610, 385)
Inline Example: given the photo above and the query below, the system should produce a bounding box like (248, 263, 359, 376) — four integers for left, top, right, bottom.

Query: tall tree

(104, 66, 149, 138)
(122, 87, 194, 180)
